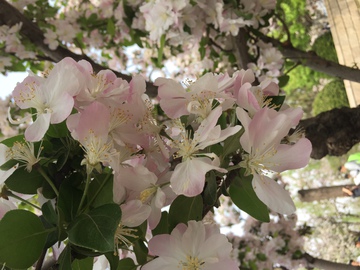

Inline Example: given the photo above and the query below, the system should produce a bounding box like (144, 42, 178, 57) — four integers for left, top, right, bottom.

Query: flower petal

(25, 112, 51, 142)
(252, 174, 296, 215)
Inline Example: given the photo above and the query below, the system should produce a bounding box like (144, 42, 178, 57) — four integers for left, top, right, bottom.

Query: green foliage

(229, 169, 270, 222)
(0, 210, 49, 269)
(67, 203, 122, 253)
(168, 195, 203, 230)
(312, 31, 338, 63)
(312, 80, 349, 115)
(276, 0, 311, 50)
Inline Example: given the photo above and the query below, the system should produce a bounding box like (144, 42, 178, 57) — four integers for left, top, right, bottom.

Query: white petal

(25, 113, 51, 142)
(252, 174, 295, 215)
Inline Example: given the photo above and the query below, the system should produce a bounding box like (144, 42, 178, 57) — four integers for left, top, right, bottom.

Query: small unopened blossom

(143, 220, 238, 270)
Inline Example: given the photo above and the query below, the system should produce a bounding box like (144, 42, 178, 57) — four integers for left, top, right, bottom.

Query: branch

(230, 28, 253, 70)
(0, 0, 158, 97)
(299, 106, 360, 159)
(304, 253, 360, 270)
(257, 32, 360, 83)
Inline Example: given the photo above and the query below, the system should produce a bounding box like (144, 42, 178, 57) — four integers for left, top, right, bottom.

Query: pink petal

(252, 174, 296, 215)
(268, 138, 312, 172)
(171, 157, 224, 197)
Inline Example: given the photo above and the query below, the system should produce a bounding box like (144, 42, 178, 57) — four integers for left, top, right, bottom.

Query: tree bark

(257, 33, 360, 83)
(298, 106, 360, 159)
(298, 184, 357, 202)
(304, 253, 360, 270)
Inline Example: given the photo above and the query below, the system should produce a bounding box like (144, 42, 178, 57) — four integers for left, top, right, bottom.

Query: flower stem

(78, 173, 91, 213)
(7, 191, 42, 211)
(37, 167, 59, 197)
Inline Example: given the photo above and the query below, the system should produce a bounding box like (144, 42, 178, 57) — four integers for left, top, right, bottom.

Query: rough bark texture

(304, 253, 360, 270)
(298, 184, 357, 202)
(299, 106, 360, 159)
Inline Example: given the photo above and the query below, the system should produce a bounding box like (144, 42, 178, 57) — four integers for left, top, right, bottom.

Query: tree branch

(299, 106, 360, 159)
(231, 28, 253, 70)
(257, 32, 360, 83)
(304, 253, 360, 270)
(0, 0, 158, 97)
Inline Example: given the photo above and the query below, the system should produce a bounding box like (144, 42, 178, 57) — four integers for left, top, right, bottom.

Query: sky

(0, 72, 28, 99)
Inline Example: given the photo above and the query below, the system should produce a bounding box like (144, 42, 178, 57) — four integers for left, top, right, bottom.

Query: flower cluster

(0, 56, 311, 268)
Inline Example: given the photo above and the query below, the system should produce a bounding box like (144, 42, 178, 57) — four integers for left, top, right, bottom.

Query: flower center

(6, 141, 42, 172)
(115, 223, 138, 248)
(240, 145, 278, 176)
(140, 185, 157, 203)
(179, 255, 204, 270)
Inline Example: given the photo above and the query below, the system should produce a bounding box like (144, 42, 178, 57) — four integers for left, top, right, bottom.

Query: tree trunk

(304, 253, 360, 270)
(298, 106, 360, 159)
(298, 184, 357, 202)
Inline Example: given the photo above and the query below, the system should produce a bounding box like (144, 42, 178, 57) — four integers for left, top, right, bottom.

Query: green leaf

(67, 204, 122, 253)
(157, 34, 166, 68)
(72, 257, 94, 270)
(0, 210, 48, 269)
(221, 130, 242, 160)
(203, 171, 218, 205)
(42, 200, 57, 225)
(229, 171, 269, 222)
(0, 135, 25, 147)
(105, 252, 120, 270)
(152, 211, 169, 236)
(88, 173, 114, 208)
(107, 19, 116, 36)
(117, 258, 137, 270)
(5, 167, 44, 194)
(46, 121, 69, 138)
(0, 159, 18, 171)
(57, 180, 83, 223)
(58, 245, 72, 270)
(265, 95, 286, 111)
(278, 74, 290, 88)
(132, 240, 148, 265)
(168, 195, 203, 230)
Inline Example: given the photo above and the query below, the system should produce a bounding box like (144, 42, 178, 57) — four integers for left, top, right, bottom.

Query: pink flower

(67, 101, 119, 174)
(155, 73, 234, 120)
(143, 220, 238, 270)
(236, 107, 312, 215)
(12, 57, 84, 141)
(169, 106, 241, 196)
(75, 60, 130, 108)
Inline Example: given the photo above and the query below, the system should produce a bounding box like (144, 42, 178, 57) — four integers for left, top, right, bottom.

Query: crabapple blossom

(155, 73, 235, 120)
(236, 107, 312, 214)
(235, 78, 280, 117)
(74, 59, 130, 108)
(143, 220, 238, 270)
(12, 57, 85, 141)
(66, 101, 119, 174)
(0, 140, 43, 184)
(168, 106, 241, 196)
